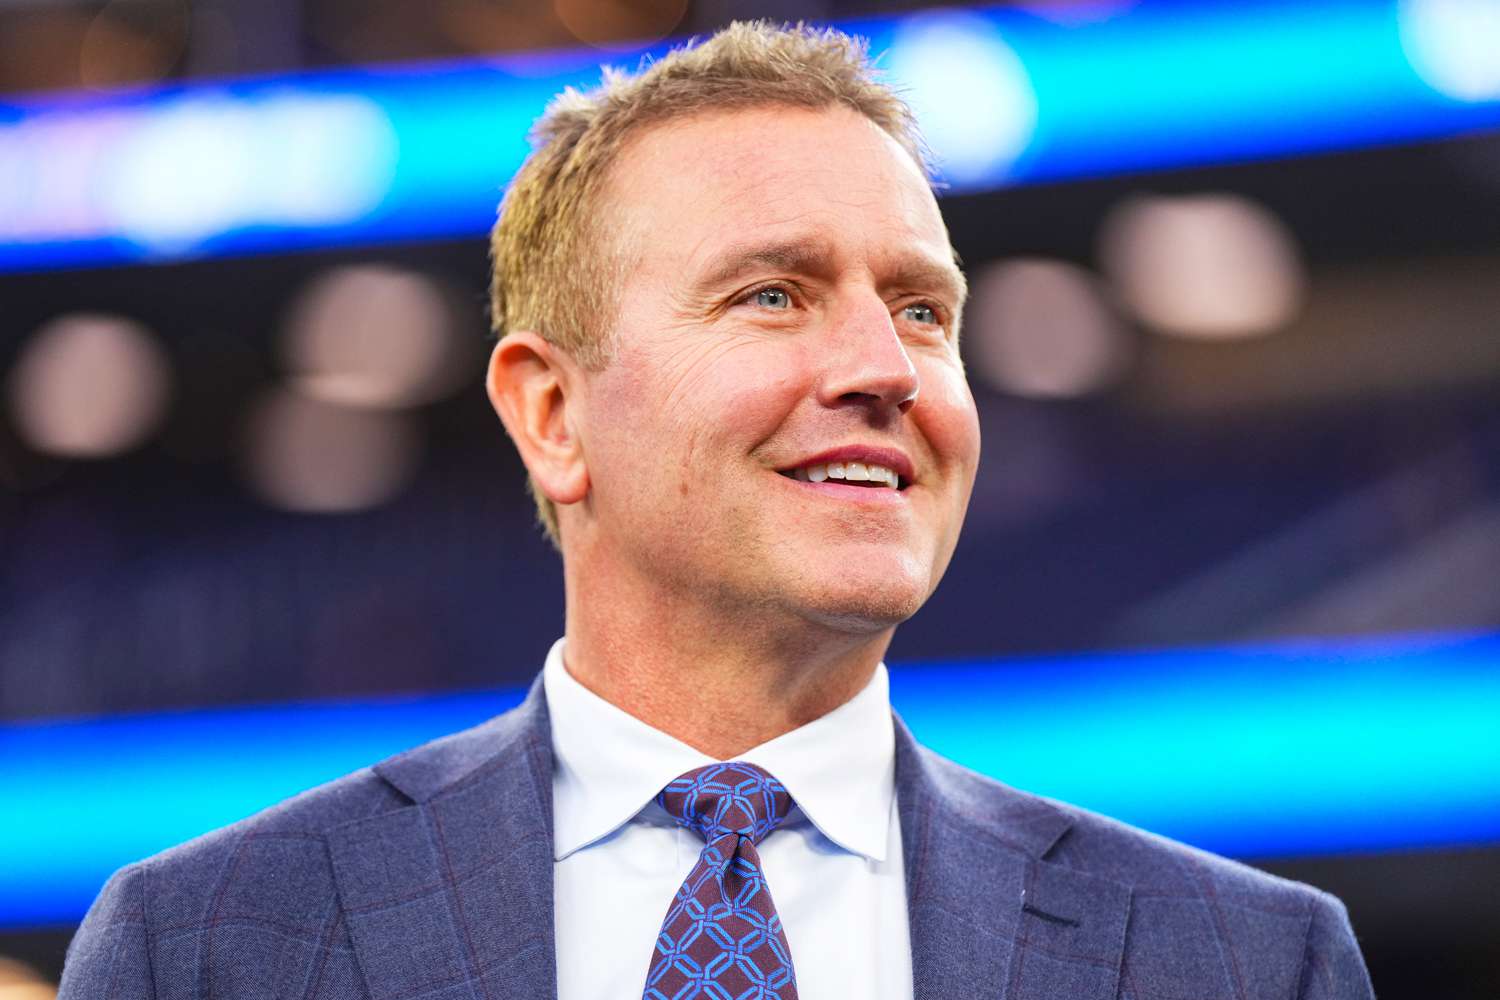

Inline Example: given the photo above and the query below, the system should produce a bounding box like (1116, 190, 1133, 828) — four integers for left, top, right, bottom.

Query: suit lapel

(322, 680, 1132, 1000)
(329, 680, 558, 1000)
(895, 715, 1129, 1000)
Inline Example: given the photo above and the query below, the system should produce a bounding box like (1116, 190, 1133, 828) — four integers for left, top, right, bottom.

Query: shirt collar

(543, 638, 895, 863)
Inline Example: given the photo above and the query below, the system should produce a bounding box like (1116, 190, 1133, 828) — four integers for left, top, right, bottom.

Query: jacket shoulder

(62, 690, 546, 1000)
(1046, 803, 1373, 998)
(138, 760, 408, 916)
(1052, 798, 1320, 909)
(60, 764, 404, 1000)
(913, 747, 1372, 999)
(916, 745, 1323, 908)
(114, 687, 542, 900)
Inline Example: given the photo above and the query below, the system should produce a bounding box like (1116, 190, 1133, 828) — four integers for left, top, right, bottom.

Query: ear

(486, 332, 589, 507)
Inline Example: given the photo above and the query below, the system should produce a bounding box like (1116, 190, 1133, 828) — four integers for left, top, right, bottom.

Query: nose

(817, 293, 920, 414)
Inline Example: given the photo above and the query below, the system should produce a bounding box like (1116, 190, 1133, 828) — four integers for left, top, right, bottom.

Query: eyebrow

(694, 237, 968, 309)
(887, 252, 969, 312)
(695, 237, 838, 290)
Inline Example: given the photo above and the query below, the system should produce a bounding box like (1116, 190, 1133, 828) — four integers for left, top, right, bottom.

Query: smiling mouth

(776, 461, 905, 490)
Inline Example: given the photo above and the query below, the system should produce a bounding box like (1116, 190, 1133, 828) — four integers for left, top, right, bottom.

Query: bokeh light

(281, 265, 469, 410)
(77, 0, 188, 90)
(105, 93, 399, 254)
(1098, 192, 1306, 340)
(242, 388, 421, 513)
(6, 313, 172, 458)
(553, 0, 689, 51)
(1400, 0, 1500, 102)
(965, 258, 1132, 399)
(885, 10, 1038, 187)
(0, 957, 54, 1000)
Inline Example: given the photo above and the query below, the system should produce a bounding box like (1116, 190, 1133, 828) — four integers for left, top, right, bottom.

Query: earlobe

(486, 332, 590, 506)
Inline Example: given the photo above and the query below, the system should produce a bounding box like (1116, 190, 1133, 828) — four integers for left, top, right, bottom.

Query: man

(61, 22, 1373, 1000)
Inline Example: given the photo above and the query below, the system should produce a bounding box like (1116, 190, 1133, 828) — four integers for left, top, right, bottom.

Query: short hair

(489, 20, 929, 545)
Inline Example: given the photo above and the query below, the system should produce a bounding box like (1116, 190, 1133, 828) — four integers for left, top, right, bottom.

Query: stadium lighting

(1, 0, 1499, 272)
(2, 631, 1498, 928)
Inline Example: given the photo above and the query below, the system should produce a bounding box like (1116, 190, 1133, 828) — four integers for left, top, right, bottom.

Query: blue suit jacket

(61, 678, 1374, 999)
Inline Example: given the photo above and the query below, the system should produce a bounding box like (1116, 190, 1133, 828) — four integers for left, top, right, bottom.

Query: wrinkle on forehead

(606, 104, 954, 287)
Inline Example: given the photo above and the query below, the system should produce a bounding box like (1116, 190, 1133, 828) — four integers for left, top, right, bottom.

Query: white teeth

(789, 461, 900, 488)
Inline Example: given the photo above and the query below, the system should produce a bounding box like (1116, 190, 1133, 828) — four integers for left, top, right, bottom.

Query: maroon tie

(642, 761, 800, 1000)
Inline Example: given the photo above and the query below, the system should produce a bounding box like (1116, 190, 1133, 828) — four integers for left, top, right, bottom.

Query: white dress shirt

(543, 638, 914, 1000)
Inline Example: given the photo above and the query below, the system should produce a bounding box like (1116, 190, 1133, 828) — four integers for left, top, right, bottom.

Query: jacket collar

(370, 677, 550, 804)
(895, 714, 1131, 1000)
(328, 676, 557, 1000)
(328, 677, 1129, 1000)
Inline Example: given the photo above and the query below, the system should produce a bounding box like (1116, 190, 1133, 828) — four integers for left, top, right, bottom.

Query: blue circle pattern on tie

(644, 762, 799, 1000)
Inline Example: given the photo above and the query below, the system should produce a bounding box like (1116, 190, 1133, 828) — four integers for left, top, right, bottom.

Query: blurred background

(3, 0, 1500, 996)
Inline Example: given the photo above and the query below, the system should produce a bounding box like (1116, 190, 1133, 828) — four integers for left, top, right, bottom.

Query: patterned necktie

(643, 761, 800, 1000)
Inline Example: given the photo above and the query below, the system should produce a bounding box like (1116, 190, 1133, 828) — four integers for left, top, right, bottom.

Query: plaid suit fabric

(60, 699, 557, 1000)
(60, 676, 1374, 1000)
(644, 763, 799, 1000)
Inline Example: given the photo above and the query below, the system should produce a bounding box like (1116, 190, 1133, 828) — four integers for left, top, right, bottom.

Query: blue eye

(754, 287, 792, 309)
(903, 303, 938, 325)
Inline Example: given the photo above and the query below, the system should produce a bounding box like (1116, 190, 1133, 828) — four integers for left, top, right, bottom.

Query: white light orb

(282, 265, 467, 409)
(1099, 192, 1305, 340)
(885, 11, 1039, 187)
(7, 313, 172, 457)
(106, 93, 398, 254)
(242, 388, 420, 513)
(1400, 0, 1500, 102)
(966, 258, 1131, 398)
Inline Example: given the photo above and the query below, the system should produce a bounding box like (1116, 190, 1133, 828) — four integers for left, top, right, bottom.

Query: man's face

(573, 104, 980, 634)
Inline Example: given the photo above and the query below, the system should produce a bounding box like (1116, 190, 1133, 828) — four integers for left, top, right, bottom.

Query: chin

(791, 569, 932, 635)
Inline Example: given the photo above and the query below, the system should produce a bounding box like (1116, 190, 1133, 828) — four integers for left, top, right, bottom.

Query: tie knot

(656, 761, 793, 845)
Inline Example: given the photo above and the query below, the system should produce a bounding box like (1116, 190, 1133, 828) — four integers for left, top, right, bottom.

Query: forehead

(603, 104, 955, 283)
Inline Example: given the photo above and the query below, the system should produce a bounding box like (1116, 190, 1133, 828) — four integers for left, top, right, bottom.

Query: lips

(777, 445, 915, 489)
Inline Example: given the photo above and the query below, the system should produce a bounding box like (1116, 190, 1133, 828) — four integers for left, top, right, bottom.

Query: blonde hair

(489, 20, 929, 544)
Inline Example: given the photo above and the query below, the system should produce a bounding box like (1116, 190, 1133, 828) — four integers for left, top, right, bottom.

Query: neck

(560, 551, 893, 760)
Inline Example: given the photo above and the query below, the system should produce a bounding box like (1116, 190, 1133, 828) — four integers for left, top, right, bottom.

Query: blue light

(883, 10, 1038, 186)
(3, 631, 1499, 929)
(2, 0, 1500, 272)
(1, 690, 525, 927)
(891, 632, 1500, 857)
(1399, 0, 1500, 102)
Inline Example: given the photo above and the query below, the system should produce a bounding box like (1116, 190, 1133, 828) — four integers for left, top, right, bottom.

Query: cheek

(918, 363, 982, 476)
(592, 339, 804, 498)
(650, 337, 805, 448)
